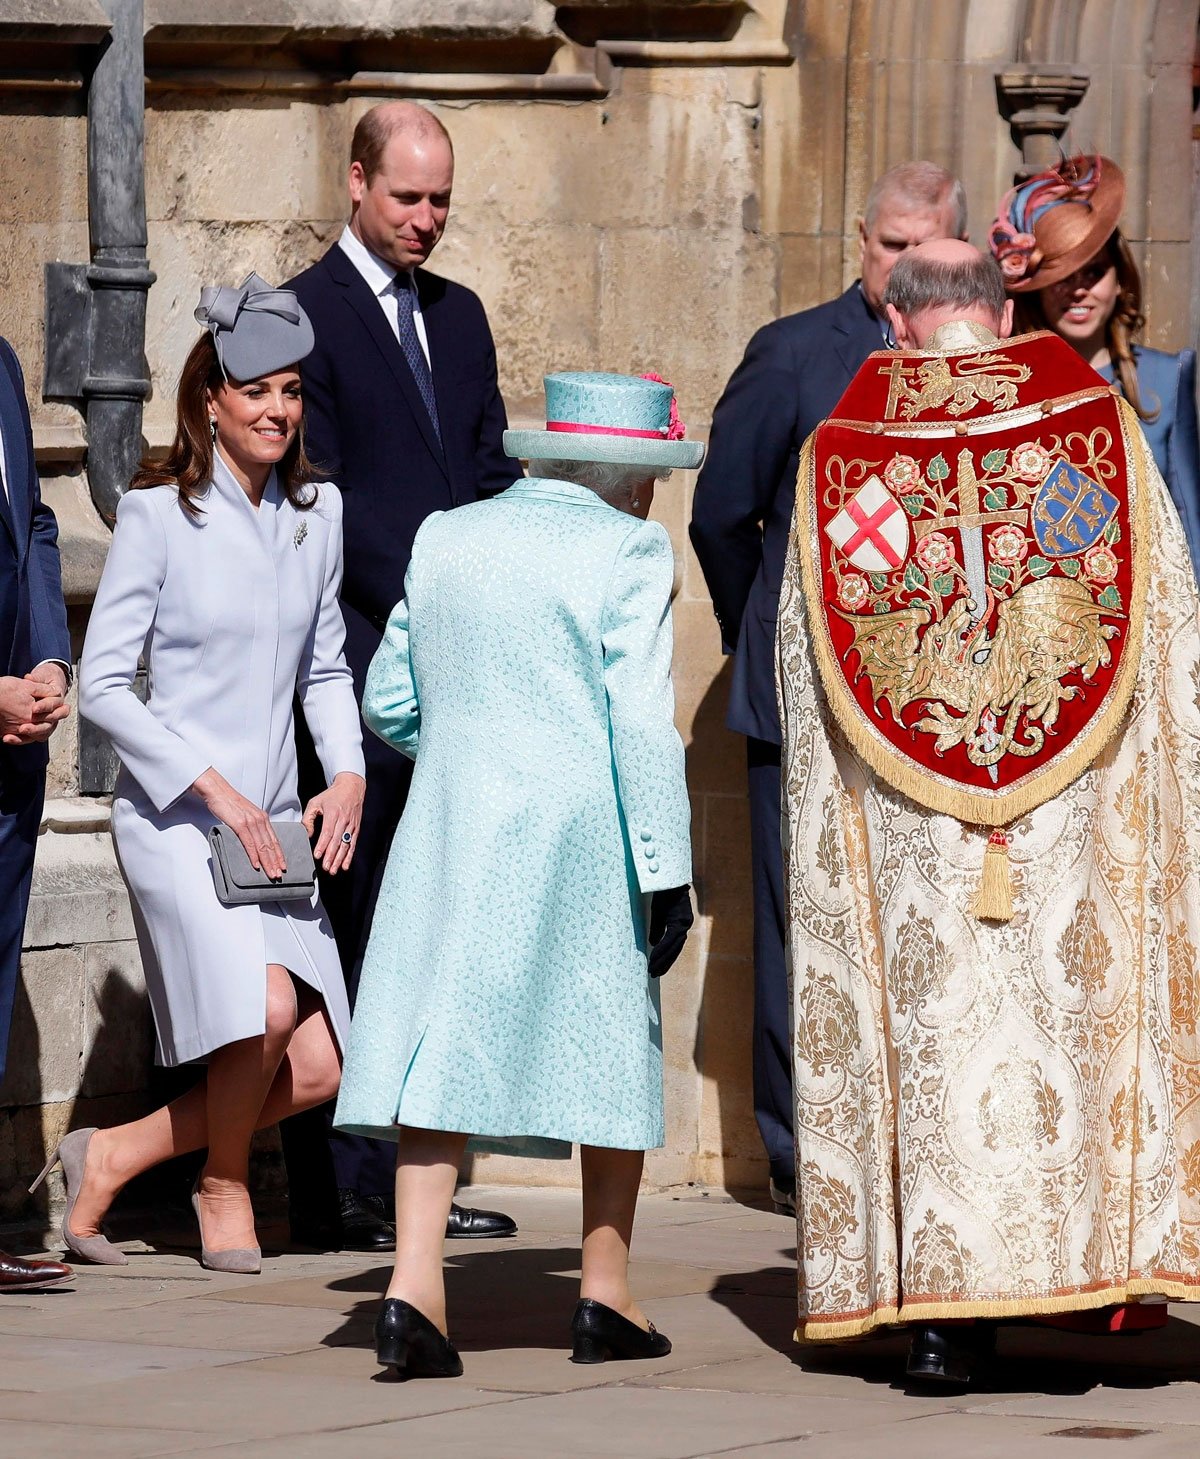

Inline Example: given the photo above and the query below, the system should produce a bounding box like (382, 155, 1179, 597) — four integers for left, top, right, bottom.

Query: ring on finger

(341, 830, 353, 846)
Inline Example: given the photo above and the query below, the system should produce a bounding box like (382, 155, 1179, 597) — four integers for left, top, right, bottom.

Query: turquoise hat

(503, 371, 704, 471)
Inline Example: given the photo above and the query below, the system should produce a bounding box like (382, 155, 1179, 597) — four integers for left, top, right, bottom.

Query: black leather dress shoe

(570, 1298, 671, 1363)
(445, 1203, 517, 1239)
(290, 1190, 396, 1253)
(0, 1249, 72, 1290)
(375, 1297, 463, 1378)
(906, 1322, 996, 1386)
(363, 1194, 517, 1239)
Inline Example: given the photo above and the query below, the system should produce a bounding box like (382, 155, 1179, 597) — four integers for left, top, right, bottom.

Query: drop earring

(209, 418, 217, 442)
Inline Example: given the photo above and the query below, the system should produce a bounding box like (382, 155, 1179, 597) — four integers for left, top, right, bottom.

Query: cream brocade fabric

(778, 424, 1200, 1341)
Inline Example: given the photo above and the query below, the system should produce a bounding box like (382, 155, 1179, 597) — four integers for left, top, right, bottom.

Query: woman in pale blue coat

(48, 277, 365, 1274)
(336, 372, 700, 1379)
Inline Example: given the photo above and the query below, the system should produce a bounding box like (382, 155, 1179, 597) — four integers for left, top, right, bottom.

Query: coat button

(648, 861, 660, 873)
(644, 845, 655, 858)
(640, 830, 652, 842)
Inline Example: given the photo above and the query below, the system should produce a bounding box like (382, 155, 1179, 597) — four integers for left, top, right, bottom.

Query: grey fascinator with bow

(194, 272, 315, 382)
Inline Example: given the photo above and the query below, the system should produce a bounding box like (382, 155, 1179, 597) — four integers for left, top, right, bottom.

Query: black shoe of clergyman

(570, 1298, 672, 1363)
(905, 1323, 996, 1387)
(0, 1249, 72, 1290)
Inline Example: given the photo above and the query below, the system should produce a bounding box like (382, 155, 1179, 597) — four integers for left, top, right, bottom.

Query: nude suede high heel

(191, 1180, 261, 1274)
(29, 1127, 128, 1266)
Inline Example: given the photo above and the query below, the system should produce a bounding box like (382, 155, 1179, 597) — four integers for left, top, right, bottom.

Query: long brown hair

(1013, 228, 1157, 422)
(129, 331, 318, 516)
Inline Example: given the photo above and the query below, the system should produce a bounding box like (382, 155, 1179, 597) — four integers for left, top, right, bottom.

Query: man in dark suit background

(0, 335, 73, 1289)
(282, 101, 518, 1250)
(689, 162, 967, 1215)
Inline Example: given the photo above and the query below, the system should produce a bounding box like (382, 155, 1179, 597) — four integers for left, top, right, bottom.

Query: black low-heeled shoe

(570, 1298, 672, 1364)
(374, 1298, 463, 1379)
(905, 1322, 996, 1387)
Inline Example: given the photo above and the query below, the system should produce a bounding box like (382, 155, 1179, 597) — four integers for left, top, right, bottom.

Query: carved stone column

(995, 65, 1090, 181)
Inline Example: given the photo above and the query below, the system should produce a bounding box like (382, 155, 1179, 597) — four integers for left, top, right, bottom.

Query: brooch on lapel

(293, 521, 308, 550)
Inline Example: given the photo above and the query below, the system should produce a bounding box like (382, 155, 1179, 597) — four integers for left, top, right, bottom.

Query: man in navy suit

(689, 163, 967, 1214)
(282, 101, 519, 1249)
(0, 335, 73, 1289)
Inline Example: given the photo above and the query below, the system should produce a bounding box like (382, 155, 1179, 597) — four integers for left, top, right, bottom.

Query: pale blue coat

(334, 477, 692, 1152)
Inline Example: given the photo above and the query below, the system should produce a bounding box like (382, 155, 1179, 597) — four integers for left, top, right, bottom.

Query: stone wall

(7, 0, 1199, 1210)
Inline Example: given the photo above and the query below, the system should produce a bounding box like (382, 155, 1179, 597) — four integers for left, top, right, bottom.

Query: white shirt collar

(338, 224, 412, 298)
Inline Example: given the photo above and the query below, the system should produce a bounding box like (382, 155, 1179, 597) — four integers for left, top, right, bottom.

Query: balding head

(883, 241, 1013, 349)
(348, 102, 455, 271)
(351, 102, 453, 181)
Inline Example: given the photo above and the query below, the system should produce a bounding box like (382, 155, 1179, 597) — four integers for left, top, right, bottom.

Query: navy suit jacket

(0, 336, 69, 779)
(690, 283, 883, 744)
(1099, 346, 1200, 581)
(287, 242, 520, 681)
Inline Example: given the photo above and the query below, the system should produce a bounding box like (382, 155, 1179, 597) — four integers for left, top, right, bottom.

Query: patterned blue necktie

(394, 274, 441, 445)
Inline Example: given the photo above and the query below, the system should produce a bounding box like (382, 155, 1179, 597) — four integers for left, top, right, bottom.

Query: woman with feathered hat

(990, 154, 1200, 576)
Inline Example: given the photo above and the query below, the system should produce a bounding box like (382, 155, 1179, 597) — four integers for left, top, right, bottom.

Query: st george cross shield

(794, 328, 1150, 830)
(824, 476, 909, 572)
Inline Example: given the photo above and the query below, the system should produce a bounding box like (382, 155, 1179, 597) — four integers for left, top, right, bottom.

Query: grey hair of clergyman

(528, 458, 673, 507)
(864, 161, 967, 237)
(882, 249, 1007, 322)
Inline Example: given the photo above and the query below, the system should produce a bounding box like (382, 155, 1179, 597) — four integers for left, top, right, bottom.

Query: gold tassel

(971, 828, 1013, 922)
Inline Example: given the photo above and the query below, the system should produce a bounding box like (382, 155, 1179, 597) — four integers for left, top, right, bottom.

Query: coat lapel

(325, 246, 447, 476)
(831, 282, 886, 388)
(0, 354, 24, 553)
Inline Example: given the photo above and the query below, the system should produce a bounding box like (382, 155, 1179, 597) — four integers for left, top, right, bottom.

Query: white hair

(528, 457, 672, 508)
(864, 161, 967, 237)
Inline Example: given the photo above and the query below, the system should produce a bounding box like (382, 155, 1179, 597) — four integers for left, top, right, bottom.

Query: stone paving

(3, 1184, 1200, 1456)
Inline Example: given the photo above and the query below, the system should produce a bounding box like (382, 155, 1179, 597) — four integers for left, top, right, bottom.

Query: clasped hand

(0, 665, 70, 747)
(194, 767, 366, 880)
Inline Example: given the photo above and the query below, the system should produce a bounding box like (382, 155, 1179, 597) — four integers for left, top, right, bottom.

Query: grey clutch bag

(208, 820, 316, 906)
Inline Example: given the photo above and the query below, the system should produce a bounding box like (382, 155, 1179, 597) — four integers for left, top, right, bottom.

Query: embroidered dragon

(837, 577, 1121, 765)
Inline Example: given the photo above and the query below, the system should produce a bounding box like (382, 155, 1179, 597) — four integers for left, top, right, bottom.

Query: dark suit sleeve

(1, 341, 69, 666)
(299, 334, 343, 488)
(689, 324, 800, 651)
(473, 309, 521, 496)
(1165, 350, 1200, 579)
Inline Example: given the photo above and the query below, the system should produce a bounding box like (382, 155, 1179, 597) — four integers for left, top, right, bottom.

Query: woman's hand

(303, 771, 365, 875)
(193, 767, 286, 880)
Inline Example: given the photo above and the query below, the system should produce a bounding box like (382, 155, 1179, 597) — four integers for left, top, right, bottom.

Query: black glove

(648, 884, 694, 979)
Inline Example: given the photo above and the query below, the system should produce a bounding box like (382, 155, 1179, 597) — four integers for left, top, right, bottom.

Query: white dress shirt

(337, 225, 431, 367)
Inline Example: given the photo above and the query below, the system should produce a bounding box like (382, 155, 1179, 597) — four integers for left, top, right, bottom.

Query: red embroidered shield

(795, 330, 1150, 827)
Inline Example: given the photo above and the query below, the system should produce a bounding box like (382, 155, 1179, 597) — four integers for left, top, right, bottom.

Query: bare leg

(580, 1145, 648, 1330)
(194, 966, 298, 1251)
(385, 1126, 469, 1335)
(68, 972, 341, 1239)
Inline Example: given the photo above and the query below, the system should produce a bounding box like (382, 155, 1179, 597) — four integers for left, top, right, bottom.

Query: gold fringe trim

(794, 394, 1153, 835)
(796, 1276, 1200, 1343)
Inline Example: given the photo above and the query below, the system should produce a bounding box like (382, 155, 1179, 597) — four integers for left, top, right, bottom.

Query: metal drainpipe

(44, 0, 155, 526)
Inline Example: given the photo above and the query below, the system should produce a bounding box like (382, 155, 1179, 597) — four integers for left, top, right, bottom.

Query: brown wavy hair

(1013, 228, 1157, 423)
(129, 331, 318, 516)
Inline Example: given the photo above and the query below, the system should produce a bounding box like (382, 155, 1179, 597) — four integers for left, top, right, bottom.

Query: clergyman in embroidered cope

(777, 320, 1200, 1340)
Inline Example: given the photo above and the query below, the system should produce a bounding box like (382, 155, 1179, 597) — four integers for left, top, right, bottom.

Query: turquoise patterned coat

(334, 477, 692, 1152)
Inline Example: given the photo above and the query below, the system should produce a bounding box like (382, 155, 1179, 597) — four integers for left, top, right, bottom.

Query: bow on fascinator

(194, 272, 304, 375)
(988, 157, 1103, 284)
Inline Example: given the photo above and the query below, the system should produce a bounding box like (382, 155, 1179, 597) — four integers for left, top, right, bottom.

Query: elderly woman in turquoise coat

(335, 372, 701, 1379)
